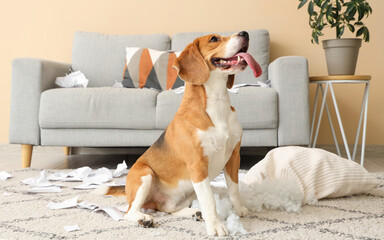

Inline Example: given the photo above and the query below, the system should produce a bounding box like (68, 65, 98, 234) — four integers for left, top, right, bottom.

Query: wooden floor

(0, 144, 383, 172)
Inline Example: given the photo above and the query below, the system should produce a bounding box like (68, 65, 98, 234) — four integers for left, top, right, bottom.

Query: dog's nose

(238, 31, 249, 40)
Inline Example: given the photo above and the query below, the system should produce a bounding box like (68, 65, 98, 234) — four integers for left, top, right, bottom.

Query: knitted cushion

(243, 146, 380, 203)
(122, 48, 184, 90)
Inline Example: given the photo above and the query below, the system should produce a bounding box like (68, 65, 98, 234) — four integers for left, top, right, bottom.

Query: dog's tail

(92, 186, 126, 196)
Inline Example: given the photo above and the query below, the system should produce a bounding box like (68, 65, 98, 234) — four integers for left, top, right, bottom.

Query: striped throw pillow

(243, 146, 379, 203)
(122, 48, 184, 91)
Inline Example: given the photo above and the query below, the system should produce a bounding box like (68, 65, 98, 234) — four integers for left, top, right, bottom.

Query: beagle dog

(103, 31, 262, 236)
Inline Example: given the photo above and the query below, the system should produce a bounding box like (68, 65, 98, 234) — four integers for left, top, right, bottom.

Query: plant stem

(336, 0, 340, 38)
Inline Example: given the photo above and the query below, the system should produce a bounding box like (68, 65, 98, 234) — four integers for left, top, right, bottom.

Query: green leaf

(347, 8, 357, 21)
(308, 1, 314, 15)
(298, 0, 308, 9)
(357, 7, 364, 21)
(337, 26, 345, 38)
(345, 4, 355, 15)
(356, 26, 365, 37)
(313, 32, 319, 44)
(364, 28, 370, 42)
(347, 24, 355, 32)
(354, 21, 364, 26)
(321, 2, 328, 11)
(337, 1, 342, 11)
(326, 5, 332, 18)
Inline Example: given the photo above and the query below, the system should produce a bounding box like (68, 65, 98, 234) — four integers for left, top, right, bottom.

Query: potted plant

(298, 0, 372, 75)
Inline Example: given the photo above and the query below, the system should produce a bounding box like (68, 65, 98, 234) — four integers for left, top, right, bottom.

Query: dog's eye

(209, 36, 219, 42)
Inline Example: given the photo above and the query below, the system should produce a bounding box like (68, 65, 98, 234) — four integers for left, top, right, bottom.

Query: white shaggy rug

(1, 168, 383, 240)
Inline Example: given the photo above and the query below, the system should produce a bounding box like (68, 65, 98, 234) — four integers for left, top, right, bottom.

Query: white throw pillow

(243, 146, 380, 203)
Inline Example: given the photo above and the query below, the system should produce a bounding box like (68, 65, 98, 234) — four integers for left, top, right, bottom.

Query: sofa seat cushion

(156, 87, 278, 130)
(39, 87, 158, 129)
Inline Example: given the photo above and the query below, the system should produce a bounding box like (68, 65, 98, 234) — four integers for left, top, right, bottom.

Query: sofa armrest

(9, 58, 71, 145)
(268, 56, 310, 146)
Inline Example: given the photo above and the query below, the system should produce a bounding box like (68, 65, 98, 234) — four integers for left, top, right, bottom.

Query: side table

(309, 75, 371, 166)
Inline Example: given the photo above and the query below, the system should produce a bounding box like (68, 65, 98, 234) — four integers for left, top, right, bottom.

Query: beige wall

(1, 0, 383, 145)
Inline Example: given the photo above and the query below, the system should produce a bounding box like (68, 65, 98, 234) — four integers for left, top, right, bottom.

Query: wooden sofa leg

(63, 147, 71, 155)
(21, 144, 33, 168)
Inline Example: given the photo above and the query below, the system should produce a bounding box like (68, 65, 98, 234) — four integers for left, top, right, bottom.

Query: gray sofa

(9, 29, 310, 167)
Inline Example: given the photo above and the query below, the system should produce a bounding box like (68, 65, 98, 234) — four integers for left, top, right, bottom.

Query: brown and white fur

(101, 31, 259, 237)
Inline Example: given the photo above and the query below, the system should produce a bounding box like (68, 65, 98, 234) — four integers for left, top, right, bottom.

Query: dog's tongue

(235, 52, 262, 78)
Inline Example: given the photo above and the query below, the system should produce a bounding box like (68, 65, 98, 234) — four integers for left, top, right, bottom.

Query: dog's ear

(173, 39, 209, 85)
(227, 74, 235, 89)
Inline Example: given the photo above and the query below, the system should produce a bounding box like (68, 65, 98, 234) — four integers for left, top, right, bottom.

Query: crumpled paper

(83, 167, 113, 185)
(64, 225, 80, 232)
(24, 186, 62, 193)
(48, 167, 92, 182)
(22, 171, 59, 187)
(0, 171, 12, 181)
(47, 197, 79, 210)
(113, 161, 128, 177)
(47, 196, 128, 221)
(55, 71, 89, 88)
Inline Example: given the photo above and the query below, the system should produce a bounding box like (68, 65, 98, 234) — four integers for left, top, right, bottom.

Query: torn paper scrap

(47, 172, 70, 181)
(64, 225, 80, 232)
(24, 186, 62, 193)
(78, 201, 99, 210)
(2, 192, 13, 196)
(95, 206, 125, 221)
(112, 81, 124, 88)
(0, 171, 12, 181)
(56, 71, 89, 88)
(69, 167, 92, 180)
(116, 205, 129, 213)
(73, 184, 99, 190)
(173, 86, 185, 94)
(49, 167, 93, 182)
(104, 179, 126, 187)
(22, 171, 56, 187)
(83, 167, 113, 185)
(112, 161, 128, 178)
(47, 196, 78, 210)
(228, 83, 263, 94)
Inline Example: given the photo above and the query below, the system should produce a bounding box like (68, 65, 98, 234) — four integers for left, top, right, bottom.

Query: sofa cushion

(156, 87, 278, 130)
(171, 29, 270, 84)
(122, 48, 183, 90)
(72, 32, 171, 88)
(39, 87, 158, 129)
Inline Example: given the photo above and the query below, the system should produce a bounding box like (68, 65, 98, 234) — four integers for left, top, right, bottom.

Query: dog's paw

(125, 212, 154, 228)
(192, 211, 203, 221)
(234, 205, 250, 217)
(206, 220, 229, 237)
(138, 218, 154, 228)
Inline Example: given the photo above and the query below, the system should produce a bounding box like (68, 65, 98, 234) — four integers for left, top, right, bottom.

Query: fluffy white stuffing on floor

(191, 172, 305, 235)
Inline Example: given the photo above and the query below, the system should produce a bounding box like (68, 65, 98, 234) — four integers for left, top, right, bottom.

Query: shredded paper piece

(83, 167, 113, 185)
(0, 171, 12, 181)
(47, 196, 127, 221)
(64, 225, 80, 232)
(2, 192, 13, 196)
(22, 171, 56, 187)
(24, 186, 62, 193)
(56, 71, 89, 88)
(73, 184, 99, 190)
(48, 167, 92, 182)
(78, 201, 99, 210)
(112, 160, 128, 177)
(47, 197, 79, 210)
(95, 206, 125, 221)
